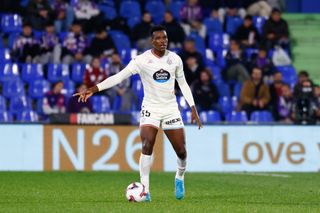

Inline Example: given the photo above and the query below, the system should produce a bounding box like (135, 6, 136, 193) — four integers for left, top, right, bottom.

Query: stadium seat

(219, 96, 232, 115)
(92, 96, 111, 113)
(234, 82, 242, 98)
(0, 48, 11, 62)
(16, 110, 39, 122)
(0, 63, 19, 83)
(131, 79, 144, 105)
(112, 95, 122, 111)
(181, 111, 192, 124)
(9, 96, 32, 115)
(276, 65, 298, 85)
(1, 14, 22, 33)
(250, 110, 273, 123)
(253, 16, 267, 34)
(36, 99, 43, 114)
(169, 1, 184, 21)
(0, 96, 7, 111)
(47, 64, 70, 83)
(71, 63, 86, 83)
(200, 111, 221, 123)
(28, 79, 50, 99)
(208, 33, 223, 52)
(118, 48, 132, 65)
(208, 64, 222, 82)
(3, 79, 25, 98)
(225, 15, 243, 35)
(119, 1, 141, 20)
(188, 33, 206, 56)
(131, 111, 140, 125)
(21, 64, 44, 83)
(98, 4, 117, 20)
(62, 80, 75, 97)
(0, 111, 13, 122)
(216, 83, 231, 97)
(145, 0, 166, 24)
(109, 31, 131, 52)
(204, 18, 223, 34)
(177, 96, 189, 112)
(127, 16, 140, 29)
(226, 111, 248, 122)
(8, 32, 19, 49)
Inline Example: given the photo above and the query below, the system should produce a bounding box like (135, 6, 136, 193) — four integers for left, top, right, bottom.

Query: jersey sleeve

(175, 56, 195, 107)
(97, 58, 140, 91)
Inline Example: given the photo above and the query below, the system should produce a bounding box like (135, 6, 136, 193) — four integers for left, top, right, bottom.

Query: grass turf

(0, 172, 319, 213)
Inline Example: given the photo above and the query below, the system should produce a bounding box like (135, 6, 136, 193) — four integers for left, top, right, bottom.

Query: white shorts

(139, 105, 184, 130)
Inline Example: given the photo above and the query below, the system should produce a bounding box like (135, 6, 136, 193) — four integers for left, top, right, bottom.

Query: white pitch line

(232, 172, 290, 178)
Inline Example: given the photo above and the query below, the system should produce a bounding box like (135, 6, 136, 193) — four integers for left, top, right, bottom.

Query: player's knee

(176, 149, 187, 160)
(141, 139, 154, 155)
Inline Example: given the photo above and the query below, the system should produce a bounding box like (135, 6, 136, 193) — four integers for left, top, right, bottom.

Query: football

(125, 182, 147, 202)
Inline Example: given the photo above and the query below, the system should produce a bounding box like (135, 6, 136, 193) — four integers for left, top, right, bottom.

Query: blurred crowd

(1, 0, 319, 124)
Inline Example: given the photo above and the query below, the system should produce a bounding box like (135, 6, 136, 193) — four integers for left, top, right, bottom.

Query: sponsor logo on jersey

(153, 69, 170, 83)
(165, 118, 181, 125)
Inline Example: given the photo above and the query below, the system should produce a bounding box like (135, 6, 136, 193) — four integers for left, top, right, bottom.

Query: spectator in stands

(242, 0, 272, 17)
(61, 21, 90, 64)
(262, 8, 289, 51)
(73, 0, 104, 34)
(180, 0, 206, 38)
(267, 0, 286, 11)
(105, 53, 137, 111)
(192, 68, 220, 111)
(106, 16, 131, 36)
(293, 70, 310, 97)
(184, 56, 204, 86)
(87, 28, 116, 59)
(162, 11, 186, 49)
(27, 0, 54, 31)
(51, 0, 74, 33)
(11, 22, 41, 63)
(239, 67, 271, 116)
(224, 39, 250, 83)
(234, 15, 260, 49)
(269, 71, 283, 120)
(131, 12, 153, 51)
(39, 21, 61, 64)
(179, 39, 204, 68)
(313, 85, 320, 121)
(43, 81, 66, 115)
(217, 0, 246, 23)
(292, 79, 317, 124)
(278, 83, 293, 123)
(83, 57, 107, 88)
(67, 84, 93, 113)
(250, 47, 274, 81)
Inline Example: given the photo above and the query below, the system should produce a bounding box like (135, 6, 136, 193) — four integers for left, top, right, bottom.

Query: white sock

(139, 153, 153, 193)
(175, 157, 186, 180)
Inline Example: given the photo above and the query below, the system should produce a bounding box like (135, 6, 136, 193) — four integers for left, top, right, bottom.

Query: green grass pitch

(0, 172, 319, 212)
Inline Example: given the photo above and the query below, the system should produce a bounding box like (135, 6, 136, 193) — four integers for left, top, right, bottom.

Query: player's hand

(191, 106, 202, 129)
(73, 89, 93, 103)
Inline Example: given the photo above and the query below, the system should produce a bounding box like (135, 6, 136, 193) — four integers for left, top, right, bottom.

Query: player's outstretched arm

(191, 105, 202, 129)
(73, 85, 98, 103)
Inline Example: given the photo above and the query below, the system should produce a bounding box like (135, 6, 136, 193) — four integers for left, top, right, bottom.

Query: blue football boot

(175, 178, 185, 200)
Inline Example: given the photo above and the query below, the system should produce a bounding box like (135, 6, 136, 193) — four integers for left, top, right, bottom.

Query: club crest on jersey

(153, 69, 170, 83)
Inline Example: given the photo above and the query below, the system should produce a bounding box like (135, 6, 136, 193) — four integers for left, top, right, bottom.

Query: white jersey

(97, 49, 195, 109)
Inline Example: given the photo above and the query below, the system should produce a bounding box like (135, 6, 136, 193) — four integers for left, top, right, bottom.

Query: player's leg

(139, 125, 158, 201)
(164, 128, 187, 200)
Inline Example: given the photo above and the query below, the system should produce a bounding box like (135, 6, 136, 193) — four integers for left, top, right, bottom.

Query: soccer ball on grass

(125, 182, 147, 202)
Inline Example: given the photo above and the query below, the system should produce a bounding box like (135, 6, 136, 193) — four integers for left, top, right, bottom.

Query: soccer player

(73, 25, 202, 201)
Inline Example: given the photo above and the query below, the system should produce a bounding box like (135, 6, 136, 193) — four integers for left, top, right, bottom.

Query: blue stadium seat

(231, 96, 238, 111)
(188, 32, 206, 56)
(9, 96, 32, 115)
(36, 99, 43, 114)
(181, 111, 192, 124)
(250, 110, 273, 123)
(131, 79, 144, 106)
(118, 48, 132, 65)
(47, 64, 70, 83)
(28, 79, 50, 99)
(234, 82, 242, 98)
(71, 63, 86, 83)
(3, 79, 25, 98)
(112, 95, 122, 111)
(204, 18, 223, 34)
(208, 33, 223, 52)
(0, 48, 11, 62)
(109, 31, 131, 52)
(59, 31, 68, 42)
(226, 111, 248, 122)
(0, 111, 13, 122)
(131, 111, 140, 125)
(216, 83, 231, 97)
(21, 63, 44, 83)
(62, 80, 75, 97)
(200, 111, 221, 123)
(169, 1, 184, 21)
(8, 33, 19, 49)
(208, 64, 222, 82)
(276, 65, 298, 85)
(177, 96, 189, 112)
(0, 63, 19, 83)
(145, 0, 166, 24)
(119, 1, 141, 20)
(16, 110, 39, 122)
(127, 16, 140, 29)
(219, 96, 232, 115)
(253, 16, 267, 34)
(225, 15, 243, 35)
(99, 4, 117, 20)
(92, 96, 111, 113)
(1, 14, 22, 33)
(0, 96, 7, 111)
